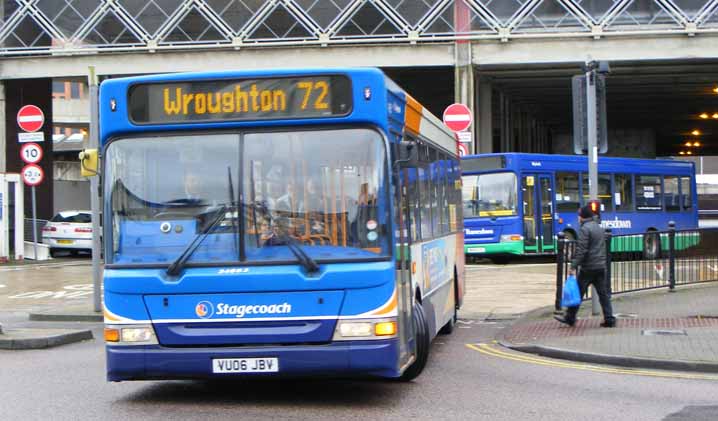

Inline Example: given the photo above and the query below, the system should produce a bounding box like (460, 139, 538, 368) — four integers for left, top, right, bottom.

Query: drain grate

(642, 329, 687, 336)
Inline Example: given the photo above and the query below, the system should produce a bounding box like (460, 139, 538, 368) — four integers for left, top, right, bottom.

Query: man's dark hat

(579, 205, 594, 219)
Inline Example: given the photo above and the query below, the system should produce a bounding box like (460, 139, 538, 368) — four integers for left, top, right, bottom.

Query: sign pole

(31, 185, 38, 261)
(585, 64, 600, 316)
(88, 66, 102, 313)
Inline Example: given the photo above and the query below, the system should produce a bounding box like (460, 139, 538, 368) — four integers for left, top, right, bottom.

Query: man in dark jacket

(555, 205, 616, 328)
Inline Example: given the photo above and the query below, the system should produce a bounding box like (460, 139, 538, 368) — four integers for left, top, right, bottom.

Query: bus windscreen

(128, 75, 352, 124)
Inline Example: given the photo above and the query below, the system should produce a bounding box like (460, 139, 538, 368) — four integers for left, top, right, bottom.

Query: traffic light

(572, 73, 608, 155)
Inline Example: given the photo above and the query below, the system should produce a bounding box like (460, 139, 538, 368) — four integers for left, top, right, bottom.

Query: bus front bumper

(106, 339, 400, 381)
(464, 240, 523, 255)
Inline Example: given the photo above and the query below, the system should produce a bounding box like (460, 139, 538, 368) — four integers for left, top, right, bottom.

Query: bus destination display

(129, 76, 352, 124)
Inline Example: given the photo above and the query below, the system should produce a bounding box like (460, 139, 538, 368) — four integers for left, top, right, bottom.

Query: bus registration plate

(212, 358, 279, 373)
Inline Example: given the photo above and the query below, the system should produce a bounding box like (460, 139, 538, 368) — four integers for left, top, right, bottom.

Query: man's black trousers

(565, 268, 615, 324)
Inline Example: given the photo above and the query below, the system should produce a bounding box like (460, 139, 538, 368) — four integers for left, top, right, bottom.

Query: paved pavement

(500, 283, 718, 371)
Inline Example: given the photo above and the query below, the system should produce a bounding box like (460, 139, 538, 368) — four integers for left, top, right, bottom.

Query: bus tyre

(643, 231, 660, 259)
(400, 302, 430, 381)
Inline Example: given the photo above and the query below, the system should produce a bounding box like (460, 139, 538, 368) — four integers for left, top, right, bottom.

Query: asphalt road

(2, 320, 717, 420)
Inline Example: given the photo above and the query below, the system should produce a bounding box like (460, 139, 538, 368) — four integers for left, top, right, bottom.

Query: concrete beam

(473, 35, 718, 66)
(0, 45, 455, 79)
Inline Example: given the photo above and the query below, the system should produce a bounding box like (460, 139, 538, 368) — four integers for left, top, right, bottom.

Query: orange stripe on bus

(405, 95, 422, 135)
(372, 290, 398, 316)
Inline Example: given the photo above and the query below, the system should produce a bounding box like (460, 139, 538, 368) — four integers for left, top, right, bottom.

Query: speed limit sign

(20, 142, 43, 164)
(21, 164, 44, 186)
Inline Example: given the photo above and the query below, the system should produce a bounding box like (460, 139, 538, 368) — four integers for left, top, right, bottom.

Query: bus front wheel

(400, 302, 430, 381)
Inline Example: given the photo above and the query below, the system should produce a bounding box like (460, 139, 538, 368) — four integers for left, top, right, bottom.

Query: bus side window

(582, 173, 612, 212)
(636, 175, 662, 211)
(418, 167, 431, 240)
(555, 172, 579, 212)
(406, 167, 420, 242)
(615, 174, 633, 212)
(664, 176, 680, 212)
(680, 177, 693, 211)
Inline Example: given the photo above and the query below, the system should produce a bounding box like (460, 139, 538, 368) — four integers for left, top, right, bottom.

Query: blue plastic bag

(561, 274, 581, 307)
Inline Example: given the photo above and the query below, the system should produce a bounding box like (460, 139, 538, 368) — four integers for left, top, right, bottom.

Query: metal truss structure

(1, 0, 718, 57)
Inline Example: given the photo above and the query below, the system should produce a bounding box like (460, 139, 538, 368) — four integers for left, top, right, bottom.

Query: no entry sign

(21, 164, 44, 186)
(17, 105, 45, 133)
(443, 103, 472, 132)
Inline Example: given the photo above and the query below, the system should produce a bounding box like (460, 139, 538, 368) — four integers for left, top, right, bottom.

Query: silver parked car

(42, 210, 94, 257)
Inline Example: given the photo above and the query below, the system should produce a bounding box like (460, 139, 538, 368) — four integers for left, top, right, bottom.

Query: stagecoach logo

(465, 228, 494, 236)
(531, 161, 542, 167)
(195, 301, 215, 319)
(600, 218, 632, 229)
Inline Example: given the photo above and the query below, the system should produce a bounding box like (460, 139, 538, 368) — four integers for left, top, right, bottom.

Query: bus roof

(461, 152, 694, 176)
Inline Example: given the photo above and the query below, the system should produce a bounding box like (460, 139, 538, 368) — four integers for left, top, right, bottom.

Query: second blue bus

(461, 153, 697, 260)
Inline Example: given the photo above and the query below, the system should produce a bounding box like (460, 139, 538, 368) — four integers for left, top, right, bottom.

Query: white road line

(0, 261, 91, 272)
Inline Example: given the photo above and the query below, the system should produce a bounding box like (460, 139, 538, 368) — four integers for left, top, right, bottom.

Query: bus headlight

(500, 234, 523, 242)
(105, 324, 158, 345)
(333, 318, 398, 340)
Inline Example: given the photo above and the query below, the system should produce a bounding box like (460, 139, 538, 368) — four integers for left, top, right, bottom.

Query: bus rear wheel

(400, 302, 430, 381)
(643, 231, 660, 259)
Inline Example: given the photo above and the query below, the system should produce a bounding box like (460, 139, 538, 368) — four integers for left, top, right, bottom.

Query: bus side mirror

(79, 149, 99, 177)
(395, 141, 419, 169)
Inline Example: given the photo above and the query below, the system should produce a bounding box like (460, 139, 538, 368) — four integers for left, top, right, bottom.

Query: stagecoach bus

(461, 153, 697, 260)
(89, 68, 464, 381)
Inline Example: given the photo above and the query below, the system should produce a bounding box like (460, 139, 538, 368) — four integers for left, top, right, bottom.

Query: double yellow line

(466, 343, 718, 381)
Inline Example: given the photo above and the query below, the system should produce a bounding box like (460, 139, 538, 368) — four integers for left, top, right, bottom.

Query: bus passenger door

(522, 175, 538, 253)
(538, 175, 555, 252)
(522, 174, 555, 253)
(396, 168, 416, 370)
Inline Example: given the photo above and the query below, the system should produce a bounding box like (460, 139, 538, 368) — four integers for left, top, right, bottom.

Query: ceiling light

(687, 151, 693, 155)
(694, 141, 701, 147)
(692, 130, 701, 136)
(714, 87, 718, 94)
(685, 141, 693, 147)
(679, 151, 686, 155)
(713, 113, 718, 119)
(700, 113, 709, 119)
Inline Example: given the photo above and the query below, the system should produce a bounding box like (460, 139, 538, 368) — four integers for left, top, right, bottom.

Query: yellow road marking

(466, 343, 718, 381)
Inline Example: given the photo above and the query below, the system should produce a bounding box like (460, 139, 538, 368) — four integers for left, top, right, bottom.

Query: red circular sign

(20, 142, 43, 164)
(458, 143, 469, 157)
(21, 164, 44, 186)
(443, 103, 472, 132)
(17, 105, 45, 133)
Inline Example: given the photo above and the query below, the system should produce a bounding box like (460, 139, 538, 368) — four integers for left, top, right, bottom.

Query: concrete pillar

(454, 42, 475, 153)
(0, 83, 5, 173)
(477, 78, 492, 154)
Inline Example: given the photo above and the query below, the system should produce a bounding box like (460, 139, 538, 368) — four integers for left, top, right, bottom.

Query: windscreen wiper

(166, 204, 228, 276)
(255, 203, 319, 274)
(278, 231, 320, 274)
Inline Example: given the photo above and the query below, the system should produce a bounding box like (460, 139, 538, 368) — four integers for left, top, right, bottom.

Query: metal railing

(555, 223, 718, 311)
(24, 218, 49, 245)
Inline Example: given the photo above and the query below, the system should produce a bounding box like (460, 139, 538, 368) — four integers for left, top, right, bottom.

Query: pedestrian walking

(555, 205, 616, 328)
